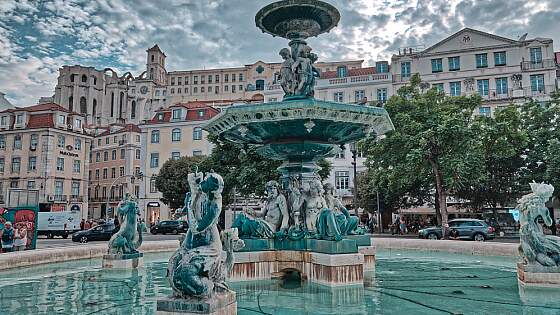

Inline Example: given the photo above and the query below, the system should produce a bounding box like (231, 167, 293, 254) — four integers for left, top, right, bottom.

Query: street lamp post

(349, 142, 358, 217)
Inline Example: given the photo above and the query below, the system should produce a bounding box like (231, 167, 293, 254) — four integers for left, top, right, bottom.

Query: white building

(392, 28, 557, 117)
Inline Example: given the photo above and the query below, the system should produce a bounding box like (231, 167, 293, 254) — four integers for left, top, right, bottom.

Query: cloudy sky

(1, 0, 559, 106)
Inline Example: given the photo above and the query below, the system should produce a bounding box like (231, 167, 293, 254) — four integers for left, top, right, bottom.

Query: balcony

(392, 74, 412, 83)
(69, 195, 84, 202)
(317, 73, 391, 88)
(50, 195, 67, 202)
(523, 85, 555, 97)
(521, 59, 555, 71)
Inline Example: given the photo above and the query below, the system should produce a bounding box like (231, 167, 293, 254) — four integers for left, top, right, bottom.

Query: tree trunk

(434, 190, 442, 226)
(429, 159, 448, 239)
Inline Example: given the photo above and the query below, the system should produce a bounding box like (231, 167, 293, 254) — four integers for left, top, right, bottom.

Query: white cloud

(0, 0, 558, 106)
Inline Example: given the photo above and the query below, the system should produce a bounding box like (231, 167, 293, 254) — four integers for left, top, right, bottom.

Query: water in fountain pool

(0, 250, 559, 314)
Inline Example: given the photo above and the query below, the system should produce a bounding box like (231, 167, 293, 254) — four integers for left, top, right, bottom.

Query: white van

(37, 211, 81, 239)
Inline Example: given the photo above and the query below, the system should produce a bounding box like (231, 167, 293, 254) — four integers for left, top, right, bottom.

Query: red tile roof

(320, 67, 377, 79)
(98, 123, 142, 136)
(147, 102, 220, 124)
(27, 113, 55, 128)
(0, 102, 80, 115)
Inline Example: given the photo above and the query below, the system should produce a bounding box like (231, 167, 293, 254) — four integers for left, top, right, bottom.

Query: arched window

(119, 92, 124, 119)
(131, 100, 136, 119)
(68, 96, 74, 112)
(149, 68, 154, 80)
(93, 77, 97, 85)
(79, 96, 87, 114)
(70, 74, 75, 82)
(92, 99, 97, 117)
(193, 127, 202, 140)
(81, 74, 87, 83)
(172, 128, 181, 142)
(110, 92, 114, 117)
(151, 55, 154, 62)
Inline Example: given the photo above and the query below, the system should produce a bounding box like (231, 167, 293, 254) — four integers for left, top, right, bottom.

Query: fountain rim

(255, 0, 341, 39)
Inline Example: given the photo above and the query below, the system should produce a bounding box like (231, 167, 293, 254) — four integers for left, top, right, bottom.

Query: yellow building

(139, 101, 219, 224)
(0, 103, 92, 216)
(88, 124, 142, 219)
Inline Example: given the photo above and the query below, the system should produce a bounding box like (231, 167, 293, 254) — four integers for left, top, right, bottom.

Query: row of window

(170, 109, 206, 120)
(431, 74, 546, 96)
(92, 184, 139, 199)
(170, 84, 244, 95)
(92, 166, 131, 180)
(94, 148, 140, 162)
(150, 128, 203, 143)
(96, 134, 141, 147)
(0, 157, 81, 173)
(0, 134, 82, 151)
(69, 74, 97, 85)
(402, 47, 544, 76)
(149, 150, 204, 168)
(333, 89, 388, 103)
(170, 73, 245, 86)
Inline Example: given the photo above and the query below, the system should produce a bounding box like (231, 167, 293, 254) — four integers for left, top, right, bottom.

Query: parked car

(150, 220, 188, 235)
(72, 224, 116, 243)
(418, 219, 496, 241)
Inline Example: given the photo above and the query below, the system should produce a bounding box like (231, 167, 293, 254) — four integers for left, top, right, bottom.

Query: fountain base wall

(517, 262, 560, 287)
(156, 290, 237, 315)
(231, 236, 375, 286)
(102, 253, 143, 269)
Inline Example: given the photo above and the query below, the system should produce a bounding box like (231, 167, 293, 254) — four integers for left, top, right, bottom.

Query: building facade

(87, 124, 142, 219)
(391, 28, 557, 117)
(139, 102, 219, 223)
(0, 103, 91, 217)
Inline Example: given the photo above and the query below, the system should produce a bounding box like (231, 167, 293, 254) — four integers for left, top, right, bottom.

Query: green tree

(519, 94, 560, 197)
(154, 156, 205, 209)
(457, 106, 527, 211)
(362, 74, 484, 231)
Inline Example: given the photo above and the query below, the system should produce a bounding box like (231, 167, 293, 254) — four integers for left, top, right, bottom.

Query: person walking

(80, 219, 85, 231)
(399, 217, 407, 235)
(84, 220, 91, 230)
(1, 222, 15, 253)
(14, 224, 27, 251)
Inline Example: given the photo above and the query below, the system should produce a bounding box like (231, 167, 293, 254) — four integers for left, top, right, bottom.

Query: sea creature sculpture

(518, 183, 560, 267)
(167, 170, 229, 298)
(107, 194, 142, 255)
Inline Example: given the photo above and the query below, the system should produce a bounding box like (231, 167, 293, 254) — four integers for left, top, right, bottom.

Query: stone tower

(146, 45, 167, 86)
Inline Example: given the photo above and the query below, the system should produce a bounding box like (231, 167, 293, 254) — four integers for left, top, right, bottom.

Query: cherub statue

(292, 45, 317, 98)
(232, 180, 289, 238)
(279, 48, 295, 96)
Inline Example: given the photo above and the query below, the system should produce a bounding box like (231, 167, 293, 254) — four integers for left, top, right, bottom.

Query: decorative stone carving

(519, 183, 560, 268)
(232, 180, 289, 238)
(107, 194, 143, 255)
(463, 77, 475, 92)
(511, 73, 523, 90)
(167, 170, 229, 298)
(316, 183, 361, 241)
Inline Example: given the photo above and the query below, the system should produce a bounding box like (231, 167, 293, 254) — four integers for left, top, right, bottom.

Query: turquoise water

(0, 250, 559, 314)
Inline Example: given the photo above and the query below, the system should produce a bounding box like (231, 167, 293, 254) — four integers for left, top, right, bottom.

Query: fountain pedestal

(231, 236, 375, 286)
(517, 262, 560, 287)
(156, 290, 237, 315)
(102, 253, 143, 269)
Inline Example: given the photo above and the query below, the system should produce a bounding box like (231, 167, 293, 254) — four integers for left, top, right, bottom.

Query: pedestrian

(399, 217, 407, 235)
(84, 220, 91, 230)
(14, 224, 27, 251)
(449, 229, 460, 240)
(91, 220, 98, 228)
(80, 219, 85, 231)
(1, 222, 15, 253)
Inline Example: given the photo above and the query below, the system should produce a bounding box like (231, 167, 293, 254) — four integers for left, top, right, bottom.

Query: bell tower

(146, 45, 167, 85)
